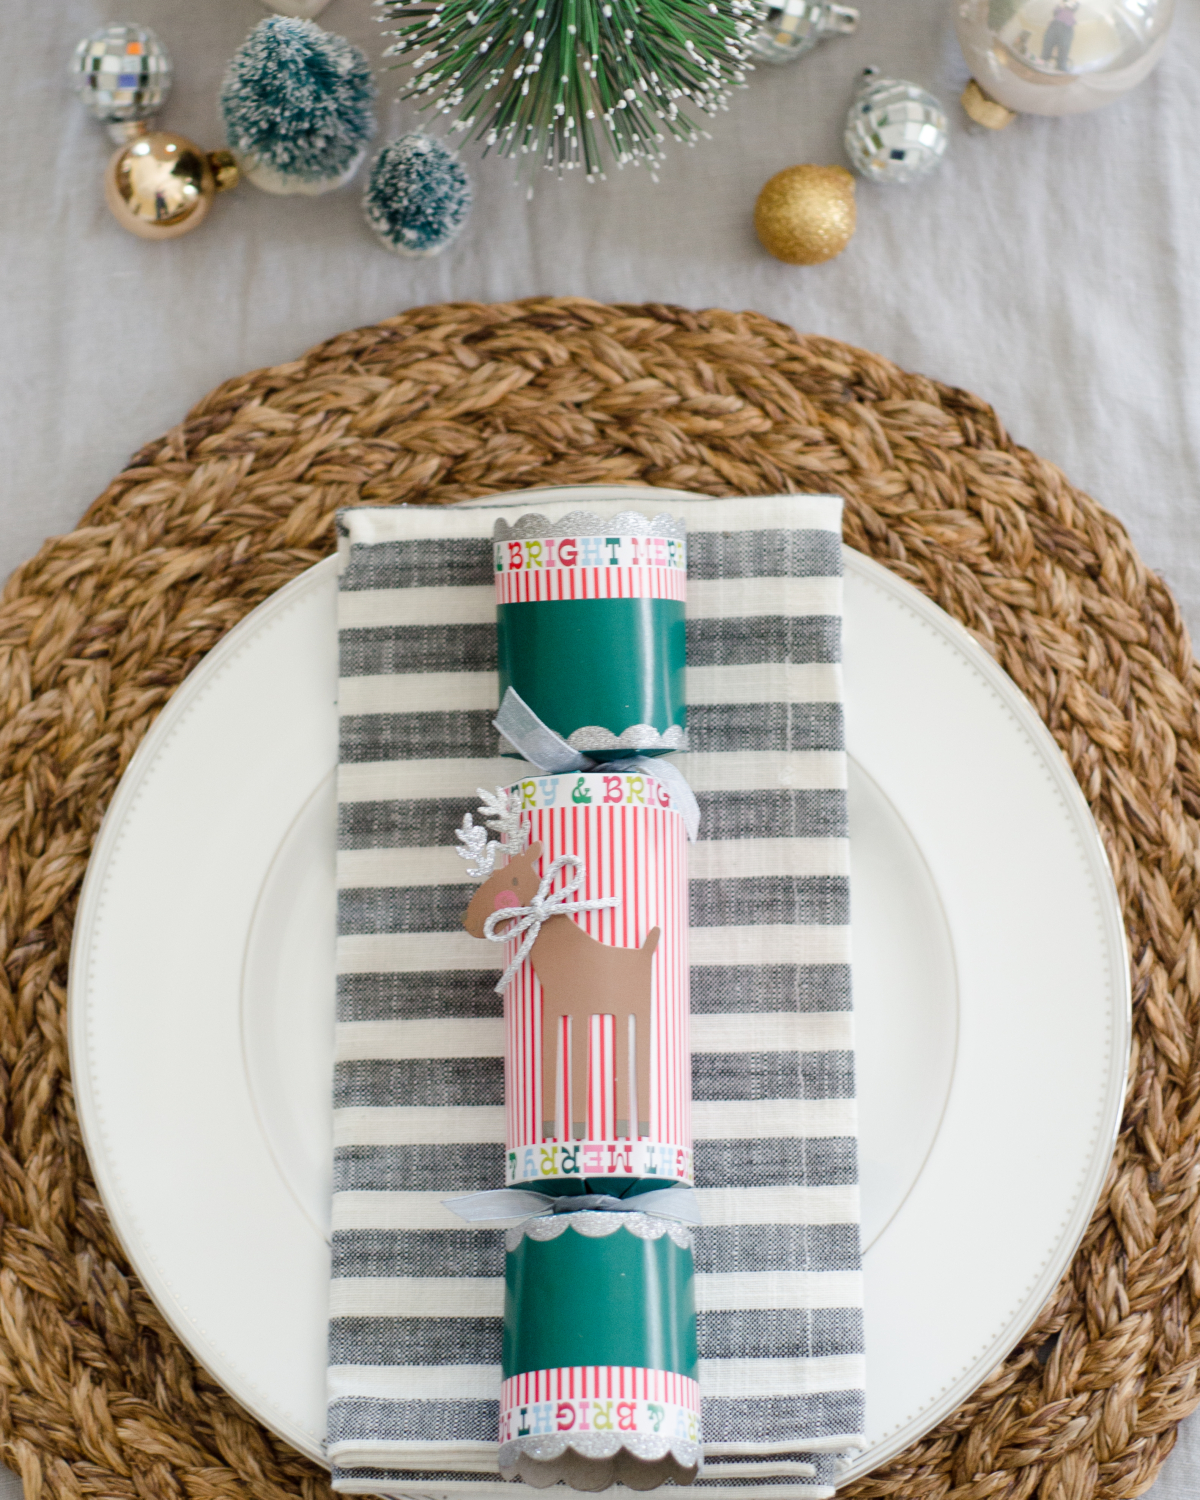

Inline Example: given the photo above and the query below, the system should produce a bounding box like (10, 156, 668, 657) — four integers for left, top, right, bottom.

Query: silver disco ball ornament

(844, 68, 949, 184)
(956, 0, 1174, 120)
(71, 24, 173, 142)
(749, 0, 859, 65)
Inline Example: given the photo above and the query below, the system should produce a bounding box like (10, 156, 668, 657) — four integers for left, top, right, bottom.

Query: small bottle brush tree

(377, 0, 755, 180)
(221, 17, 377, 194)
(363, 134, 472, 256)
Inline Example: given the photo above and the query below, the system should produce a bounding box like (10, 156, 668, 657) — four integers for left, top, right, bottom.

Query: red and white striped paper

(499, 1366, 701, 1448)
(496, 566, 687, 603)
(494, 533, 687, 605)
(502, 772, 692, 1187)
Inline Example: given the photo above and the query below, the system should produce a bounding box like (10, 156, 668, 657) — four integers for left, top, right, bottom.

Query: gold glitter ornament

(754, 164, 856, 265)
(104, 132, 239, 241)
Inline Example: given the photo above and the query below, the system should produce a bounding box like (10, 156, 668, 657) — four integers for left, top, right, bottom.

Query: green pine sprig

(376, 0, 755, 180)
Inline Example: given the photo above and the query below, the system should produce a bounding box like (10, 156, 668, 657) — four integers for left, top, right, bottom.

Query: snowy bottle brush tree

(221, 17, 377, 194)
(364, 134, 472, 256)
(376, 0, 755, 180)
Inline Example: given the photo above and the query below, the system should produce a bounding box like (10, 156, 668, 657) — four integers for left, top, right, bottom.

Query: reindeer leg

(619, 1012, 635, 1139)
(572, 1005, 589, 1140)
(543, 1001, 569, 1141)
(634, 928, 659, 1135)
(636, 1006, 653, 1137)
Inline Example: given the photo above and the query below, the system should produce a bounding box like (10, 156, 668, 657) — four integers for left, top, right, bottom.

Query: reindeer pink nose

(494, 889, 519, 910)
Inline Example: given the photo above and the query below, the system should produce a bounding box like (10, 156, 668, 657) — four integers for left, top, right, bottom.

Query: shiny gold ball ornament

(104, 132, 240, 241)
(755, 165, 856, 265)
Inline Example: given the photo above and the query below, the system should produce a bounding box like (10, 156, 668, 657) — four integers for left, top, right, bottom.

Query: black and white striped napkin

(329, 492, 865, 1498)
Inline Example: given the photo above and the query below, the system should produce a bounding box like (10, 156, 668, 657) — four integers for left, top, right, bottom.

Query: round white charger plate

(68, 486, 1130, 1485)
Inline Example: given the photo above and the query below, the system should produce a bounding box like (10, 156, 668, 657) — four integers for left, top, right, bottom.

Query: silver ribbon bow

(494, 686, 701, 841)
(493, 685, 590, 773)
(483, 852, 619, 995)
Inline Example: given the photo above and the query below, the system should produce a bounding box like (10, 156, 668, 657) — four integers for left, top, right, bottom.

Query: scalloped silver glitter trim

(494, 510, 686, 541)
(566, 723, 688, 753)
(506, 1211, 694, 1252)
(499, 1433, 703, 1468)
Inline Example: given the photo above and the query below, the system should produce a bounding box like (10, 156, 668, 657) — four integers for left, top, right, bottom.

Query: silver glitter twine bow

(483, 853, 619, 995)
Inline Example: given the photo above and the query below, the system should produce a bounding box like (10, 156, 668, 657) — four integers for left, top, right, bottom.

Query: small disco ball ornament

(956, 0, 1174, 123)
(749, 0, 859, 66)
(104, 132, 239, 241)
(844, 67, 949, 184)
(755, 164, 856, 265)
(71, 24, 172, 143)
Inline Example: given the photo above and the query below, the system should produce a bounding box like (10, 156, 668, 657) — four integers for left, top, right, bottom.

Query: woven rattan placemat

(3, 298, 1196, 1500)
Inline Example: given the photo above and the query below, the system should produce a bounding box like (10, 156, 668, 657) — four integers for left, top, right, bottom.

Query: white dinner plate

(68, 486, 1129, 1486)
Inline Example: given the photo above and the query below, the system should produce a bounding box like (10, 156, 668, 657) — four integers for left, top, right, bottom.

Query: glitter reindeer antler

(454, 786, 528, 880)
(477, 785, 528, 855)
(455, 812, 497, 880)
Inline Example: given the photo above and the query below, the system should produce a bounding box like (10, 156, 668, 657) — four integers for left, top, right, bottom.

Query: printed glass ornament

(749, 0, 859, 65)
(956, 0, 1174, 118)
(71, 24, 172, 143)
(844, 67, 949, 183)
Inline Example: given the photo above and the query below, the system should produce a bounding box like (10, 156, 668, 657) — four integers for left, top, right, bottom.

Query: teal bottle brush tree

(375, 0, 756, 180)
(363, 134, 472, 255)
(221, 16, 376, 194)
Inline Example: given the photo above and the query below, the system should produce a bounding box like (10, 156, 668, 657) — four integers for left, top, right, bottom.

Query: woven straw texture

(0, 297, 1195, 1500)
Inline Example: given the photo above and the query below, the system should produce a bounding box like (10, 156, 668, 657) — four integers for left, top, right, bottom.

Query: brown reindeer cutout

(464, 842, 658, 1137)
